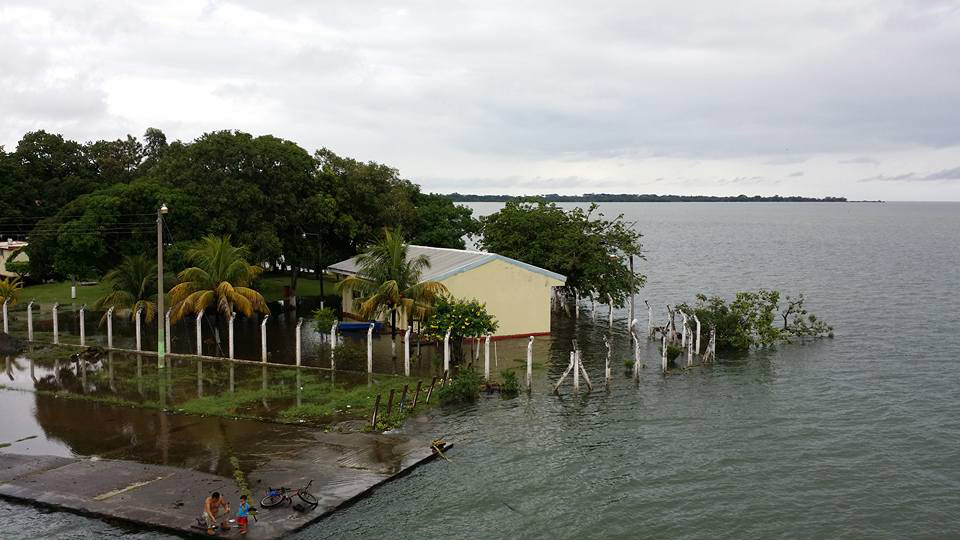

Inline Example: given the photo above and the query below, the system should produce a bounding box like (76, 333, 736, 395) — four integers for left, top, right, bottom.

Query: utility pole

(157, 203, 168, 368)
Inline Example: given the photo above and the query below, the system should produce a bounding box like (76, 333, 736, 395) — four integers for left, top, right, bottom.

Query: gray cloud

(788, 171, 804, 177)
(859, 166, 960, 182)
(839, 156, 880, 165)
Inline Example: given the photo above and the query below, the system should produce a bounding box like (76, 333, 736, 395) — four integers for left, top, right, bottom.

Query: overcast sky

(2, 0, 959, 200)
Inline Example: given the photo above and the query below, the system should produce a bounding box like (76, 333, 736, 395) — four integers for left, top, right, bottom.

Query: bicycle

(261, 480, 318, 508)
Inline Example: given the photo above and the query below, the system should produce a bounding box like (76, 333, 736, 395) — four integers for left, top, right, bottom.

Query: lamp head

(159, 203, 168, 215)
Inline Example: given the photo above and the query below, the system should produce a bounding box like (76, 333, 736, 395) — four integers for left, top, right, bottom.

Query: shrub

(437, 368, 483, 404)
(312, 307, 338, 333)
(664, 344, 683, 362)
(500, 370, 520, 397)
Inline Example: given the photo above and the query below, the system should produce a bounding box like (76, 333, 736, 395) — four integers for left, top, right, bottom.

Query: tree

(4, 260, 29, 281)
(168, 235, 269, 323)
(409, 192, 480, 249)
(336, 229, 448, 354)
(93, 255, 158, 322)
(479, 200, 645, 307)
(421, 296, 498, 364)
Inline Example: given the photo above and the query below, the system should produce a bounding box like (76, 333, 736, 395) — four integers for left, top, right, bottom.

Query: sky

(2, 0, 959, 201)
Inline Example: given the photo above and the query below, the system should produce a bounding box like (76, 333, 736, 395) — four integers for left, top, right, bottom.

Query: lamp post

(157, 203, 168, 368)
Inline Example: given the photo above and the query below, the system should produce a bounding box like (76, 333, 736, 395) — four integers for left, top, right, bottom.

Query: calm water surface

(3, 202, 959, 538)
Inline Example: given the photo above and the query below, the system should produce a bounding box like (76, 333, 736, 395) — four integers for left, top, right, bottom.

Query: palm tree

(337, 229, 448, 354)
(0, 277, 22, 308)
(93, 255, 157, 322)
(168, 235, 268, 323)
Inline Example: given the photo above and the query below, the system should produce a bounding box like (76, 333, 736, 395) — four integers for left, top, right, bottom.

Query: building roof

(328, 245, 566, 283)
(0, 240, 28, 251)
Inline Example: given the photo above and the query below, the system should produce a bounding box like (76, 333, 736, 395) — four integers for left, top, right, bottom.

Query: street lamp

(157, 203, 168, 368)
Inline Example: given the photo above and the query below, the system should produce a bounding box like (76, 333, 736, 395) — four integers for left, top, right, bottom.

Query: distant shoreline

(444, 193, 862, 203)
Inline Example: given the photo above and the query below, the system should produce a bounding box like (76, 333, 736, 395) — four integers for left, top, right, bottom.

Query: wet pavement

(0, 431, 444, 539)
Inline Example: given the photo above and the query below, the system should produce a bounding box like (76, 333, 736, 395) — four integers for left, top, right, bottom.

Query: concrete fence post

(694, 315, 701, 356)
(661, 334, 668, 373)
(261, 315, 270, 363)
(607, 294, 614, 328)
(27, 301, 34, 341)
(79, 305, 86, 346)
(484, 333, 492, 380)
(526, 335, 534, 390)
(646, 301, 653, 339)
(573, 346, 580, 393)
(2, 298, 8, 334)
(367, 323, 375, 374)
(164, 309, 171, 354)
(135, 308, 142, 351)
(330, 322, 337, 370)
(107, 307, 114, 348)
(228, 312, 235, 360)
(681, 312, 688, 348)
(404, 326, 411, 377)
(52, 303, 59, 344)
(295, 317, 303, 367)
(196, 313, 203, 357)
(443, 328, 451, 378)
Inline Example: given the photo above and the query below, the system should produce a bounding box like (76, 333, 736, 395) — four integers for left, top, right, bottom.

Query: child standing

(236, 494, 251, 535)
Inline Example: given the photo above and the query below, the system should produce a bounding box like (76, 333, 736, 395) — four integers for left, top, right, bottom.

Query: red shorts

(237, 516, 248, 527)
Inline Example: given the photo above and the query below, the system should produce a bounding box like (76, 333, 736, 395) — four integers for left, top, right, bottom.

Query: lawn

(18, 280, 112, 307)
(257, 273, 339, 302)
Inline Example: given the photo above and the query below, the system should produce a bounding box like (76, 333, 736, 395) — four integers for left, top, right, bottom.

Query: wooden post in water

(106, 307, 114, 349)
(443, 328, 451, 379)
(165, 309, 172, 354)
(26, 301, 33, 341)
(295, 317, 303, 367)
(135, 308, 142, 351)
(260, 315, 269, 363)
(404, 326, 411, 377)
(2, 298, 8, 334)
(426, 377, 437, 403)
(573, 348, 580, 393)
(694, 315, 701, 356)
(603, 335, 611, 386)
(367, 322, 374, 374)
(577, 350, 593, 392)
(553, 351, 575, 393)
(484, 333, 492, 380)
(386, 389, 395, 416)
(79, 305, 86, 346)
(399, 384, 408, 410)
(196, 313, 203, 357)
(607, 294, 614, 328)
(52, 303, 59, 344)
(526, 335, 534, 391)
(412, 381, 422, 408)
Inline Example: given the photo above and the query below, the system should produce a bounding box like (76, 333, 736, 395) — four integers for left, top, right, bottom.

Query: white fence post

(661, 334, 668, 373)
(443, 328, 452, 378)
(330, 322, 337, 370)
(135, 308, 142, 351)
(2, 298, 8, 334)
(404, 326, 411, 377)
(52, 303, 59, 344)
(261, 315, 270, 363)
(295, 317, 303, 367)
(367, 322, 375, 373)
(694, 315, 701, 356)
(196, 313, 203, 357)
(484, 333, 491, 380)
(603, 335, 612, 385)
(573, 346, 580, 393)
(79, 305, 86, 346)
(646, 301, 653, 339)
(526, 336, 534, 390)
(164, 309, 172, 354)
(107, 307, 114, 348)
(27, 301, 34, 341)
(228, 312, 235, 360)
(607, 294, 614, 328)
(681, 312, 688, 347)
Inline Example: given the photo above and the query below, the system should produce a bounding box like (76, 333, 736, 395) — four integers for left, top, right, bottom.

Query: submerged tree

(168, 235, 269, 323)
(93, 255, 157, 322)
(336, 229, 448, 354)
(677, 290, 832, 352)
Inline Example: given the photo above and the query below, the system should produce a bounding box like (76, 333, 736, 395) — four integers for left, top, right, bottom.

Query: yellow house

(0, 240, 29, 279)
(329, 245, 566, 338)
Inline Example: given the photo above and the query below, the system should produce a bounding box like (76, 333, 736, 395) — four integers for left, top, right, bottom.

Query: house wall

(0, 249, 28, 278)
(339, 259, 564, 337)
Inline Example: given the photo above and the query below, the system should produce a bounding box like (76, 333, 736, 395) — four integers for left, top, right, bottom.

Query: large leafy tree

(337, 229, 447, 352)
(409, 193, 480, 249)
(479, 200, 645, 307)
(168, 235, 269, 323)
(93, 255, 158, 322)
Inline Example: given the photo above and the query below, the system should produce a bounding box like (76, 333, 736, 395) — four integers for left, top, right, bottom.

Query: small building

(0, 239, 28, 279)
(328, 245, 566, 338)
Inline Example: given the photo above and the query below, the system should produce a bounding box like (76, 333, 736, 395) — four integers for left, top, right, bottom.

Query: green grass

(257, 273, 338, 302)
(18, 280, 112, 307)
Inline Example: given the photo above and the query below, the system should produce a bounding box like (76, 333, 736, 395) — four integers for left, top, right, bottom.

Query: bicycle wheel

(298, 490, 318, 506)
(261, 493, 285, 508)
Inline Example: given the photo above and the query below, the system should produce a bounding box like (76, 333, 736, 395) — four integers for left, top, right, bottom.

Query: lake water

(3, 202, 960, 538)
